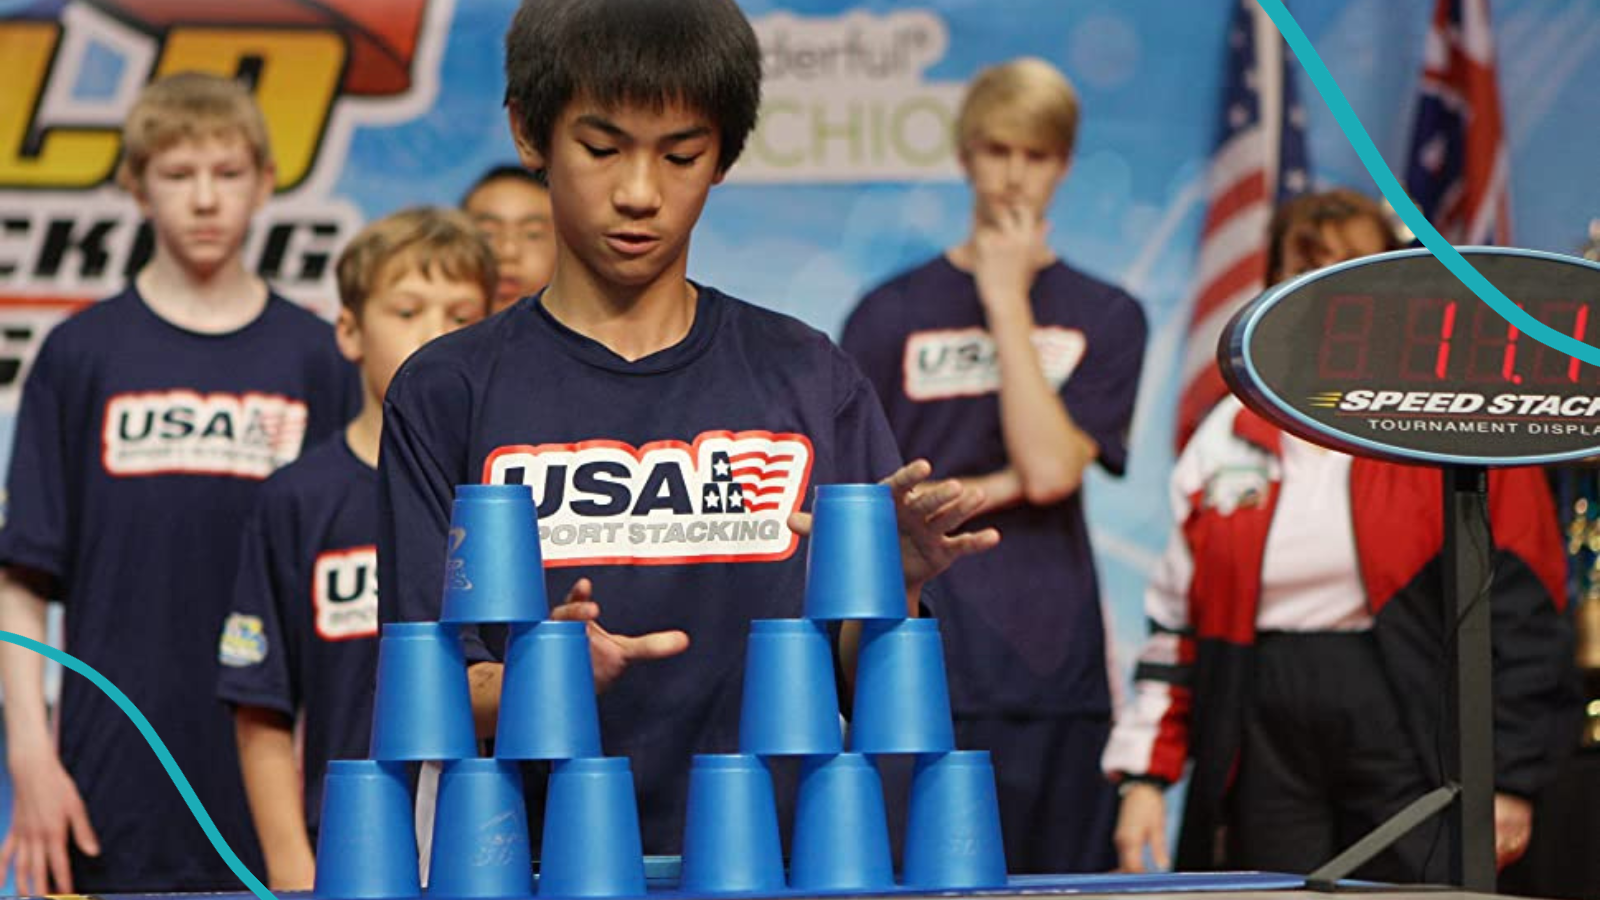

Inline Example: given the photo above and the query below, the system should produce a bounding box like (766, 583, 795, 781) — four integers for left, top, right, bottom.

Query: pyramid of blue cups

(312, 482, 1006, 899)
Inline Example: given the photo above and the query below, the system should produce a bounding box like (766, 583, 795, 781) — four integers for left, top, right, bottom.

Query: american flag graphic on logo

(722, 446, 803, 513)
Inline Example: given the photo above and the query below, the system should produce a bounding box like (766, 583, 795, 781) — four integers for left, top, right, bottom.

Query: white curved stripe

(1181, 285, 1258, 384)
(1206, 127, 1266, 198)
(1192, 205, 1272, 291)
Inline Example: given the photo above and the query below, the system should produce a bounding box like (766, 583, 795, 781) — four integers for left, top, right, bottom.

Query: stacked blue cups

(318, 484, 577, 899)
(728, 482, 1007, 891)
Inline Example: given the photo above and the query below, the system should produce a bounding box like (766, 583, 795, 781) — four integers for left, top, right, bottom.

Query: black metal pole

(1442, 464, 1495, 891)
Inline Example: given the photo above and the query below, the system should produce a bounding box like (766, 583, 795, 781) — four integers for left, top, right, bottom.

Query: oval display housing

(1221, 247, 1600, 465)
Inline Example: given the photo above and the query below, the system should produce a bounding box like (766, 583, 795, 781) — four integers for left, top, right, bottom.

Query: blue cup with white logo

(801, 483, 905, 621)
(313, 760, 419, 899)
(902, 750, 1008, 889)
(426, 759, 532, 899)
(738, 619, 843, 757)
(680, 754, 784, 894)
(849, 617, 956, 754)
(495, 621, 602, 760)
(539, 757, 647, 897)
(440, 484, 549, 624)
(369, 622, 477, 761)
(789, 753, 894, 892)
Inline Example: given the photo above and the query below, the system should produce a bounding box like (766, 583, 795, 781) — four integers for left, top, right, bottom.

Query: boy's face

(336, 265, 487, 405)
(464, 177, 555, 313)
(512, 97, 725, 294)
(133, 133, 272, 276)
(961, 132, 1069, 229)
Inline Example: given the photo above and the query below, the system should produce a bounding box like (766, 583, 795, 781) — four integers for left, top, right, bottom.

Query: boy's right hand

(0, 745, 100, 895)
(549, 578, 690, 693)
(972, 203, 1050, 315)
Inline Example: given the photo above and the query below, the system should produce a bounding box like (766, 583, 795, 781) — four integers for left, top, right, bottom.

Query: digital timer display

(1312, 294, 1595, 387)
(1222, 248, 1600, 465)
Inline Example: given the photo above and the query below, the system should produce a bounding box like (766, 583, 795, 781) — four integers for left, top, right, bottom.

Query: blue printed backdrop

(334, 0, 1600, 676)
(0, 0, 1598, 856)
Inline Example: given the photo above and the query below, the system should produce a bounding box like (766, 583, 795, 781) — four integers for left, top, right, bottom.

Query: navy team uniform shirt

(0, 288, 358, 892)
(379, 285, 903, 853)
(217, 435, 379, 843)
(843, 256, 1147, 716)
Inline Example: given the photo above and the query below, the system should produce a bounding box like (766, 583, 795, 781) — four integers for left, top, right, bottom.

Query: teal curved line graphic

(1254, 0, 1600, 366)
(0, 631, 278, 900)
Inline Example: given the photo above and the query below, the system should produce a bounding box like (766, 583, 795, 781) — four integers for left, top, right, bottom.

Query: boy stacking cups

(378, 0, 998, 855)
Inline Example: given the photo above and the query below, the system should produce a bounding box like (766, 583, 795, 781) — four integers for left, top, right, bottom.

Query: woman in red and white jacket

(1103, 191, 1577, 882)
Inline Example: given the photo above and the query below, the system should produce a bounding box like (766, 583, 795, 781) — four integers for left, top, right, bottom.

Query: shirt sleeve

(1485, 467, 1581, 797)
(0, 332, 73, 589)
(217, 495, 298, 716)
(829, 349, 905, 486)
(1061, 292, 1148, 477)
(1101, 411, 1215, 783)
(839, 288, 904, 419)
(377, 357, 471, 627)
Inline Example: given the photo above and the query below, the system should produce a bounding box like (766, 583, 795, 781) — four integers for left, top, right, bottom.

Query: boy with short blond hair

(378, 0, 997, 855)
(219, 207, 493, 890)
(0, 72, 358, 894)
(843, 57, 1148, 873)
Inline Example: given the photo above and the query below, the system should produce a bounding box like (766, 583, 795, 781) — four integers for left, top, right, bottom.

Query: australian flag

(1404, 0, 1512, 245)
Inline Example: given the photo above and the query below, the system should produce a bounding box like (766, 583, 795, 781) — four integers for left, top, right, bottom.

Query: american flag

(1404, 0, 1512, 245)
(1175, 0, 1310, 450)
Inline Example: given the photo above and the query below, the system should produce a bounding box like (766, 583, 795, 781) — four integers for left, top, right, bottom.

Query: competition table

(27, 872, 1533, 900)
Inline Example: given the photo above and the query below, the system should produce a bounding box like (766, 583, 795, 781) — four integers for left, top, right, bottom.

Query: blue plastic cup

(902, 751, 1008, 889)
(788, 753, 894, 892)
(738, 619, 843, 756)
(495, 621, 603, 760)
(539, 757, 646, 897)
(440, 484, 549, 624)
(679, 755, 784, 894)
(426, 759, 532, 899)
(370, 622, 477, 761)
(314, 760, 420, 899)
(848, 618, 955, 754)
(801, 484, 906, 621)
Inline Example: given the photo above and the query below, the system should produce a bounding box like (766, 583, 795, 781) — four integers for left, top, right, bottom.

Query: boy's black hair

(460, 164, 548, 205)
(504, 0, 762, 173)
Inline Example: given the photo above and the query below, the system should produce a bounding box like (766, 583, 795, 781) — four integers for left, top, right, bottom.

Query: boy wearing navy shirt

(218, 208, 493, 890)
(842, 58, 1148, 873)
(0, 73, 358, 894)
(378, 0, 998, 855)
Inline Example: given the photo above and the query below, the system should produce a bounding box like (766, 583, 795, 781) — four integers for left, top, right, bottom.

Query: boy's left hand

(788, 460, 1000, 612)
(550, 578, 691, 693)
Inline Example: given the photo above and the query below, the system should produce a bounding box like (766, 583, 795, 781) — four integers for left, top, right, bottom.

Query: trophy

(1573, 220, 1600, 746)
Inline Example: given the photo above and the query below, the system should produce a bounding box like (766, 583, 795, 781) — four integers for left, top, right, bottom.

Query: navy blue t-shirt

(216, 435, 378, 843)
(378, 285, 903, 853)
(842, 256, 1147, 716)
(0, 287, 358, 891)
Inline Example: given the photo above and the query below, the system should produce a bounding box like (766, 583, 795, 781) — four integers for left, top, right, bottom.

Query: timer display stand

(1221, 248, 1600, 893)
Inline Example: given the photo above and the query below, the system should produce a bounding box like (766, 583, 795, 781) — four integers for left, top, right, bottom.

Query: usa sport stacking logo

(313, 545, 378, 641)
(903, 327, 1086, 401)
(483, 430, 814, 566)
(102, 390, 308, 479)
